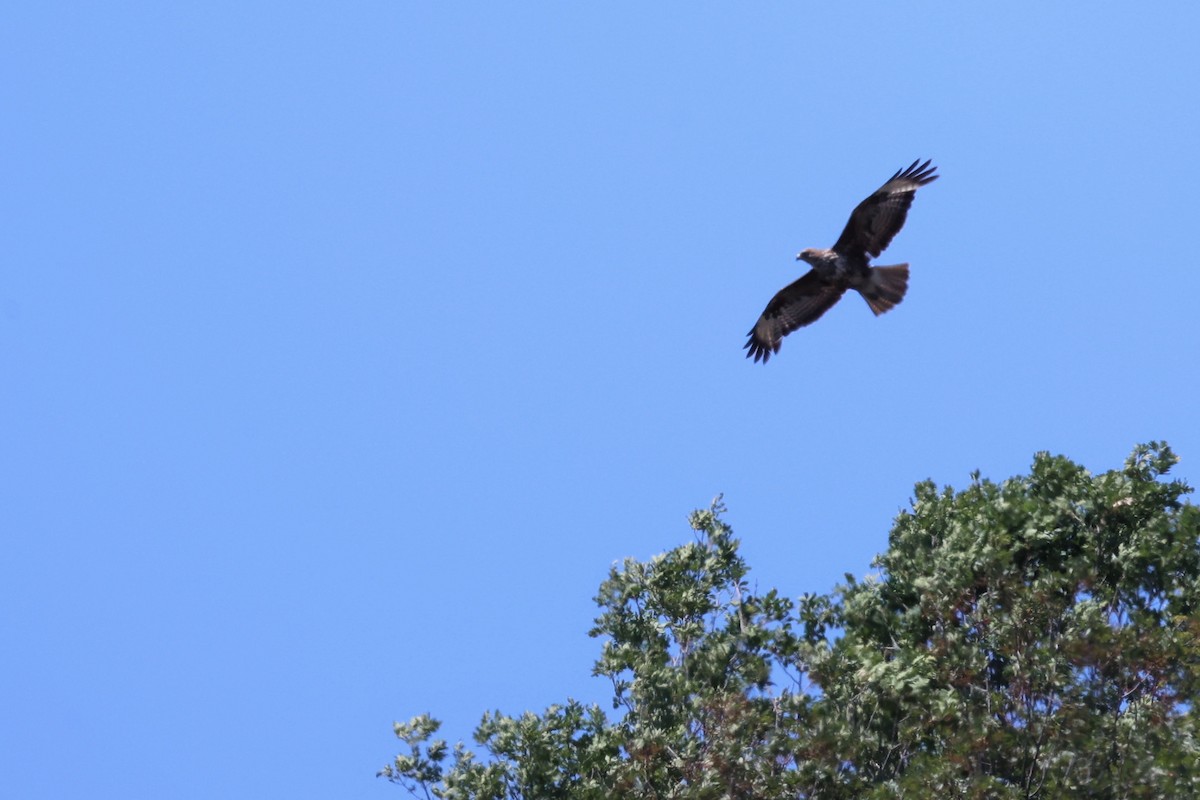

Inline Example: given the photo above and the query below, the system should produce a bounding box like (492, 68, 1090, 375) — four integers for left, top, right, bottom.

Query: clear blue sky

(4, 4, 1198, 797)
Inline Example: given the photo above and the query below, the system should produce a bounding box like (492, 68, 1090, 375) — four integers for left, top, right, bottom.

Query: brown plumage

(744, 159, 938, 364)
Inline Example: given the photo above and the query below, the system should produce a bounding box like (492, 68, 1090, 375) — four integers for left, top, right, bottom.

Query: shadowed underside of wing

(833, 159, 939, 259)
(744, 270, 847, 363)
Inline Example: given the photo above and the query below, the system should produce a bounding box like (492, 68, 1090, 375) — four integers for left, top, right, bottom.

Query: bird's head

(796, 248, 820, 265)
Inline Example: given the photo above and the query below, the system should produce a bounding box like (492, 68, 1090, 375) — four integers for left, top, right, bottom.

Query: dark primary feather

(743, 272, 847, 363)
(832, 158, 938, 259)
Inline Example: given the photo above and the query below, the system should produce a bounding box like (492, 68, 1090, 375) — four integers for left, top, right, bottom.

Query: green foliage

(806, 442, 1200, 797)
(587, 501, 811, 797)
(382, 444, 1200, 798)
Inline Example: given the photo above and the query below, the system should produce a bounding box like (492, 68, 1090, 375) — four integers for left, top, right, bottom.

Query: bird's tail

(858, 264, 909, 316)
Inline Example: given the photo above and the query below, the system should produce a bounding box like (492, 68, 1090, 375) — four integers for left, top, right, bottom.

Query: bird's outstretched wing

(744, 271, 847, 363)
(832, 159, 938, 259)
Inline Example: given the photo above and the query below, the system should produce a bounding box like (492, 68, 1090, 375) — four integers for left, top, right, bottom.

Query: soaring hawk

(744, 159, 939, 363)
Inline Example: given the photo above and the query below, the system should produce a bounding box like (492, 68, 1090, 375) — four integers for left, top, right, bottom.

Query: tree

(382, 443, 1200, 798)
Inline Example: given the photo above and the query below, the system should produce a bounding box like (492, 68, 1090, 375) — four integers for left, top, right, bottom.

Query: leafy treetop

(383, 443, 1199, 799)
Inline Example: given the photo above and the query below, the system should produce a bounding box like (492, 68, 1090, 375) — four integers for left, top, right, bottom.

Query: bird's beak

(795, 253, 803, 261)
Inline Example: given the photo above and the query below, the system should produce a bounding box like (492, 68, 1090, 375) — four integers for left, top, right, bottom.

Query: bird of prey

(744, 159, 938, 363)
